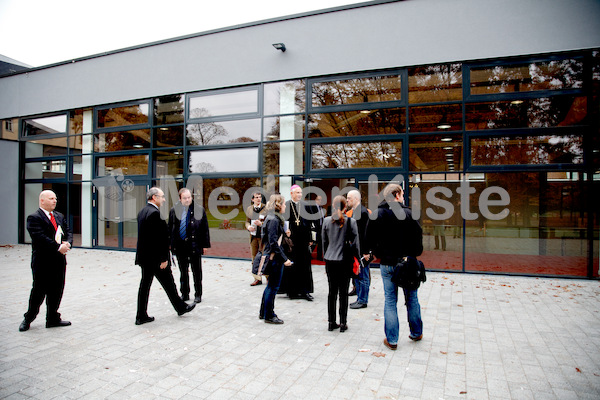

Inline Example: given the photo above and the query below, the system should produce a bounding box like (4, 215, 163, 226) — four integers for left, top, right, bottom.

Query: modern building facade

(1, 0, 599, 277)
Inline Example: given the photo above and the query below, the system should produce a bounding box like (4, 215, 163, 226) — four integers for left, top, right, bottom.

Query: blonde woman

(259, 194, 293, 324)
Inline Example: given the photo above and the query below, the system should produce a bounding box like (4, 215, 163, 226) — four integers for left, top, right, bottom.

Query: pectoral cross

(291, 202, 301, 226)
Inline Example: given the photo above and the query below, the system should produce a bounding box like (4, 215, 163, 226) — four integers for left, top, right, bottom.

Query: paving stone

(1, 245, 599, 399)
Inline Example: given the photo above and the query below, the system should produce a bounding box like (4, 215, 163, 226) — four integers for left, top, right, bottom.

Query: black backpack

(391, 256, 426, 290)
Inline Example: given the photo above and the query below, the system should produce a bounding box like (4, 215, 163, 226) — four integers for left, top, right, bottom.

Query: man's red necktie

(50, 212, 58, 230)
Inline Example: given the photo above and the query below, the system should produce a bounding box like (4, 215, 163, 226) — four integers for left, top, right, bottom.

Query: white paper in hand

(55, 226, 63, 244)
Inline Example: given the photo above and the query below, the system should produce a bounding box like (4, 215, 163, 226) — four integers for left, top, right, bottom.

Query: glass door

(93, 177, 149, 249)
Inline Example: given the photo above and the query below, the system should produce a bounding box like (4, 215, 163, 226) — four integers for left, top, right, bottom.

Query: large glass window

(410, 173, 463, 271)
(470, 58, 584, 95)
(200, 176, 262, 259)
(155, 126, 184, 147)
(409, 104, 462, 132)
(15, 51, 598, 277)
(311, 74, 402, 107)
(96, 154, 149, 176)
(25, 137, 68, 158)
(154, 95, 185, 125)
(25, 160, 66, 180)
(471, 134, 584, 166)
(311, 140, 402, 170)
(68, 134, 94, 155)
(186, 119, 260, 146)
(263, 141, 305, 176)
(466, 96, 587, 130)
(409, 134, 463, 171)
(69, 110, 84, 135)
(23, 114, 67, 136)
(95, 183, 146, 249)
(308, 108, 405, 138)
(94, 130, 151, 152)
(154, 150, 184, 178)
(408, 63, 462, 103)
(264, 80, 305, 115)
(465, 172, 589, 276)
(264, 115, 304, 141)
(189, 148, 259, 174)
(97, 103, 149, 129)
(188, 89, 258, 120)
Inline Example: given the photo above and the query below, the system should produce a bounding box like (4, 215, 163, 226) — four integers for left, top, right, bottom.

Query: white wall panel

(1, 0, 599, 119)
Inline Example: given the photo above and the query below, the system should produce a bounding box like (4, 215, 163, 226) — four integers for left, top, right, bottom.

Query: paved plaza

(1, 245, 599, 399)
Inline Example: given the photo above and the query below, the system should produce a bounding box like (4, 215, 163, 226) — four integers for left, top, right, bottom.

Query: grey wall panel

(1, 0, 599, 119)
(0, 140, 19, 244)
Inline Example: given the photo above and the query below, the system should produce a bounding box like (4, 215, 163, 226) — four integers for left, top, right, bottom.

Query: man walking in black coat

(135, 187, 195, 325)
(168, 188, 211, 303)
(19, 190, 73, 332)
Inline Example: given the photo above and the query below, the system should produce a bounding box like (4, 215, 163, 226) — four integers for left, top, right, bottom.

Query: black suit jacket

(350, 204, 370, 255)
(27, 208, 73, 271)
(168, 201, 211, 256)
(135, 203, 170, 267)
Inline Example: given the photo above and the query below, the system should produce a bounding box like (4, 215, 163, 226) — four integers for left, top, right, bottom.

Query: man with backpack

(365, 183, 424, 350)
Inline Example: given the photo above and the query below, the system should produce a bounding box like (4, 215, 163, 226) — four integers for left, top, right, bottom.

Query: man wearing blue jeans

(346, 190, 371, 309)
(366, 183, 424, 350)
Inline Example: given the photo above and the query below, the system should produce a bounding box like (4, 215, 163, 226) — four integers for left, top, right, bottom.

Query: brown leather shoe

(250, 280, 262, 286)
(383, 338, 397, 350)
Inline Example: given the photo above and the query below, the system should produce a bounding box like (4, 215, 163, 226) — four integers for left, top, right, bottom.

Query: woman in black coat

(259, 194, 293, 324)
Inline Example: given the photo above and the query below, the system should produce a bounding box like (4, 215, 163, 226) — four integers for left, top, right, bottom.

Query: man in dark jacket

(19, 190, 73, 332)
(168, 188, 211, 303)
(365, 184, 423, 350)
(135, 187, 195, 325)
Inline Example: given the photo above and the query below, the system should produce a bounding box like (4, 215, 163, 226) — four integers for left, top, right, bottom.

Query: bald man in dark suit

(20, 190, 73, 332)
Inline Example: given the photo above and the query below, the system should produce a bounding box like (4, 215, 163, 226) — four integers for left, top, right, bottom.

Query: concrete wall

(1, 0, 599, 119)
(0, 140, 19, 244)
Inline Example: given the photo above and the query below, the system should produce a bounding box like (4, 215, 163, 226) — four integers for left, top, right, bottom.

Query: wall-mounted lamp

(272, 43, 286, 52)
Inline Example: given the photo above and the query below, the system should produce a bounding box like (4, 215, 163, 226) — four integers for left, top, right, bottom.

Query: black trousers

(24, 265, 66, 323)
(175, 251, 202, 299)
(137, 263, 187, 319)
(325, 260, 351, 325)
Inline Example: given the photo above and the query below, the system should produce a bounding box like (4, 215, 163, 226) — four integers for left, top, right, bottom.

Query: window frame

(94, 100, 152, 133)
(186, 86, 262, 123)
(307, 69, 407, 113)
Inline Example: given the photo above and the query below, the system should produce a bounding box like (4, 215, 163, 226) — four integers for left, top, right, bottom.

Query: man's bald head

(39, 190, 57, 212)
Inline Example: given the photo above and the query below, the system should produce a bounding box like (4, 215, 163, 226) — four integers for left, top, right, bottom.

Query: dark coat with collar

(135, 203, 170, 267)
(285, 200, 312, 246)
(168, 201, 211, 256)
(348, 204, 370, 255)
(27, 208, 73, 271)
(365, 200, 423, 266)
